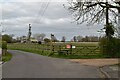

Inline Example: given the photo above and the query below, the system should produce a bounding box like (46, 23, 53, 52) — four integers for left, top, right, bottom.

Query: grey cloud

(1, 1, 104, 41)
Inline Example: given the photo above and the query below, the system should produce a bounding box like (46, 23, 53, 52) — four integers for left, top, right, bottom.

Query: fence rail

(50, 45, 100, 55)
(8, 43, 101, 56)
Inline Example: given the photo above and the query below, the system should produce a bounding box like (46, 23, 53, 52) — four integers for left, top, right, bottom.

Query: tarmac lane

(0, 63, 2, 79)
(2, 50, 102, 78)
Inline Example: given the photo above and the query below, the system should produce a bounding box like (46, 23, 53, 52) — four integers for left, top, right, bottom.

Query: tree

(44, 38, 51, 43)
(2, 41, 7, 55)
(77, 35, 83, 42)
(2, 34, 12, 43)
(61, 36, 66, 42)
(33, 33, 46, 41)
(51, 34, 58, 42)
(67, 0, 120, 38)
(105, 23, 115, 39)
(73, 36, 77, 42)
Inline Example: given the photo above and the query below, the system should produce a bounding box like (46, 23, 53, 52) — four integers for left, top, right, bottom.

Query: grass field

(7, 42, 105, 59)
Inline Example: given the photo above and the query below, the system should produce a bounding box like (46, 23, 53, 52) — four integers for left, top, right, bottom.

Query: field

(7, 42, 105, 59)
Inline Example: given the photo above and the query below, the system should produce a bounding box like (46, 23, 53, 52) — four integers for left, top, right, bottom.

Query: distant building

(21, 36, 27, 43)
(30, 38, 38, 43)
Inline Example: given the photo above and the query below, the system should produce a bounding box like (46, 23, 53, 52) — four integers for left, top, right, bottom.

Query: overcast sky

(0, 0, 105, 41)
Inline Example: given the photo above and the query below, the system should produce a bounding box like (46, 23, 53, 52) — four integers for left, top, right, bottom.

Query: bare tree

(77, 35, 83, 42)
(67, 0, 120, 38)
(73, 36, 77, 42)
(33, 33, 46, 41)
(61, 36, 66, 42)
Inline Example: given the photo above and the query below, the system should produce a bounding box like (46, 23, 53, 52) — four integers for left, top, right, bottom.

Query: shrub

(38, 41, 42, 44)
(2, 41, 7, 56)
(2, 34, 12, 43)
(99, 37, 120, 58)
(2, 41, 7, 49)
(44, 38, 51, 43)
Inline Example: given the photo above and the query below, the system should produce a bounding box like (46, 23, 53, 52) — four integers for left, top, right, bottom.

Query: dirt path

(70, 58, 119, 67)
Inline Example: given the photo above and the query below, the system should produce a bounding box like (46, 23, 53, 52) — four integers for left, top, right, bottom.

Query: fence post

(59, 45, 61, 51)
(42, 44, 44, 53)
(52, 45, 54, 53)
(70, 44, 72, 54)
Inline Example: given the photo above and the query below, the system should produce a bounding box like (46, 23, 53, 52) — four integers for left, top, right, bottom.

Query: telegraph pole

(27, 24, 32, 42)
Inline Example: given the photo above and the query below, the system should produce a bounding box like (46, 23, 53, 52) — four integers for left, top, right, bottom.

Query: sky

(0, 0, 105, 41)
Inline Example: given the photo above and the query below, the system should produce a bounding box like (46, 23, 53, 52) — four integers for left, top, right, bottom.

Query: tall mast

(27, 24, 32, 42)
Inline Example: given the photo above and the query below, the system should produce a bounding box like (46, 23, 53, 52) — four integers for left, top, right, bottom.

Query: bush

(2, 41, 7, 56)
(38, 41, 42, 44)
(99, 37, 120, 58)
(2, 34, 12, 43)
(2, 41, 7, 49)
(44, 38, 51, 43)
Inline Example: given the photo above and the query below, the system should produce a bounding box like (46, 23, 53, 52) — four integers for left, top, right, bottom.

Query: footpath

(70, 58, 119, 79)
(101, 65, 119, 78)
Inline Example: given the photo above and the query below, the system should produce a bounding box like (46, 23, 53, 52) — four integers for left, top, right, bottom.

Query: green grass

(7, 42, 105, 59)
(50, 54, 104, 59)
(2, 52, 12, 62)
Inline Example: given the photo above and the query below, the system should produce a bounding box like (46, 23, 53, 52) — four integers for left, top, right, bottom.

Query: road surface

(0, 63, 2, 79)
(3, 50, 102, 78)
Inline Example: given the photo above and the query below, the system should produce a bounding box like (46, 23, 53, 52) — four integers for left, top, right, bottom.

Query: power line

(32, 2, 44, 24)
(39, 0, 51, 23)
(32, 0, 51, 25)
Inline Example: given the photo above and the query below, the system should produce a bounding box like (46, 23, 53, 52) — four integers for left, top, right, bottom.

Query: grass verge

(50, 53, 105, 59)
(2, 52, 12, 62)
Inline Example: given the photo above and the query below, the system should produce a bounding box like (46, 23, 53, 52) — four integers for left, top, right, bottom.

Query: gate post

(70, 44, 72, 54)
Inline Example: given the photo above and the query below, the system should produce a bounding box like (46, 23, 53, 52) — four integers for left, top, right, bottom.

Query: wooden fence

(45, 44, 101, 56)
(8, 43, 101, 56)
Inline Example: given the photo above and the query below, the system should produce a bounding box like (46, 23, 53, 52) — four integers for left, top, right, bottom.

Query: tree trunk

(105, 1, 110, 39)
(2, 49, 7, 56)
(118, 9, 120, 38)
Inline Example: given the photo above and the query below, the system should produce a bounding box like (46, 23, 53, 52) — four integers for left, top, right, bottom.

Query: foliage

(105, 23, 115, 39)
(2, 41, 7, 56)
(99, 37, 120, 58)
(2, 41, 7, 49)
(99, 23, 120, 58)
(44, 38, 51, 43)
(2, 34, 12, 43)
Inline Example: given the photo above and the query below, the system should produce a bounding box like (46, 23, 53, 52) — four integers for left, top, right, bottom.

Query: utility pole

(27, 24, 32, 42)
